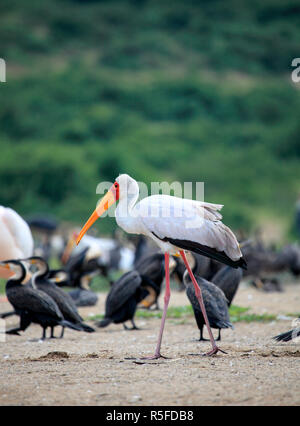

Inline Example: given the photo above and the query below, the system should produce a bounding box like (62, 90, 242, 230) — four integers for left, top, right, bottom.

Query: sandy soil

(1, 281, 300, 406)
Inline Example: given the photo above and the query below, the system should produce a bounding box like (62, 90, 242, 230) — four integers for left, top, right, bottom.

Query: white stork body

(115, 176, 244, 268)
(0, 206, 34, 278)
(76, 174, 246, 357)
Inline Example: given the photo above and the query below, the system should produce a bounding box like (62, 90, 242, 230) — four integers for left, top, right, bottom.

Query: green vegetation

(136, 305, 194, 319)
(1, 0, 300, 237)
(87, 304, 277, 323)
(285, 312, 300, 318)
(233, 306, 276, 323)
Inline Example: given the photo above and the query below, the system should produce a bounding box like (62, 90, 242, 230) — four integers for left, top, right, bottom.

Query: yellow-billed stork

(76, 174, 246, 357)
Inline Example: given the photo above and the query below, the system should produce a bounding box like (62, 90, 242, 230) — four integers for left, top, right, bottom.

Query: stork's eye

(114, 183, 119, 188)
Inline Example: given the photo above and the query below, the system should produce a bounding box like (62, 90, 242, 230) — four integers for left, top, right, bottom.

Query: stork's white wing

(136, 195, 241, 261)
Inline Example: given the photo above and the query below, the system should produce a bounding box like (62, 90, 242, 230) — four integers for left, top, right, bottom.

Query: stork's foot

(140, 353, 169, 360)
(202, 346, 227, 356)
(188, 346, 227, 357)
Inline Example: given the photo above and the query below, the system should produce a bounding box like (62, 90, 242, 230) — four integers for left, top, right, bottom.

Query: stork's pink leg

(180, 250, 226, 356)
(141, 252, 170, 359)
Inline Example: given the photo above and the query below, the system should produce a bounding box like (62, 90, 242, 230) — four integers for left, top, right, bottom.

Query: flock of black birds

(1, 257, 95, 340)
(1, 234, 300, 345)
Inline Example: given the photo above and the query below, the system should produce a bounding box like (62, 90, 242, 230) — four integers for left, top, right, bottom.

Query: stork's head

(76, 174, 138, 245)
(115, 174, 139, 202)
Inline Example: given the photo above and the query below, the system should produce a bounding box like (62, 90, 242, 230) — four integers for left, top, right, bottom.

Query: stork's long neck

(115, 187, 140, 235)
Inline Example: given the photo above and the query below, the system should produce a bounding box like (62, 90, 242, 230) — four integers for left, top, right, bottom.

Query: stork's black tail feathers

(154, 235, 247, 270)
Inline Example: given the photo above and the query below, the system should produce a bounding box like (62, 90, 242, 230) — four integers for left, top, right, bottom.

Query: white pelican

(0, 206, 34, 279)
(76, 174, 246, 357)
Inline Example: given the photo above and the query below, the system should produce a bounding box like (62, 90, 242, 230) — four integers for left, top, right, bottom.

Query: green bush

(0, 0, 299, 238)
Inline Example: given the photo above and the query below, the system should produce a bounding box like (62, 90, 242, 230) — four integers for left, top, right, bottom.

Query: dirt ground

(1, 280, 300, 406)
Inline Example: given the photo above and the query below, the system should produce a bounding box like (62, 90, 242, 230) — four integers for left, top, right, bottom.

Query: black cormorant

(1, 260, 82, 340)
(211, 266, 243, 306)
(273, 318, 300, 342)
(183, 271, 233, 341)
(65, 247, 109, 287)
(97, 270, 148, 330)
(172, 253, 211, 290)
(25, 257, 95, 337)
(135, 253, 165, 309)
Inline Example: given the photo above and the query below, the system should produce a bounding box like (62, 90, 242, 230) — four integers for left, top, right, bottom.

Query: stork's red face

(76, 181, 119, 245)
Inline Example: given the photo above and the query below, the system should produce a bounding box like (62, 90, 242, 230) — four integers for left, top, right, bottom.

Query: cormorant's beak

(49, 271, 68, 284)
(76, 182, 119, 245)
(0, 262, 13, 279)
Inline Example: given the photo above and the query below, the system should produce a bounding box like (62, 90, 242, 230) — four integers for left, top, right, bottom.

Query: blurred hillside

(0, 0, 300, 239)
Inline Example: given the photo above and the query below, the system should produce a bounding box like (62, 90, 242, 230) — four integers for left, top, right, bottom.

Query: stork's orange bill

(61, 231, 77, 264)
(76, 182, 119, 245)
